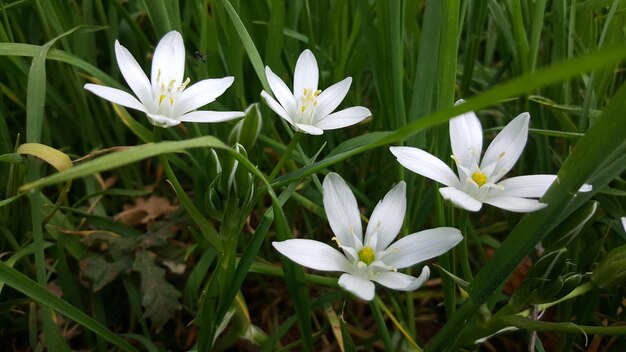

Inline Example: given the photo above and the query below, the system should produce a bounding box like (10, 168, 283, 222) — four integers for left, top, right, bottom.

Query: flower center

(358, 246, 375, 265)
(298, 88, 321, 122)
(155, 69, 190, 109)
(472, 171, 488, 186)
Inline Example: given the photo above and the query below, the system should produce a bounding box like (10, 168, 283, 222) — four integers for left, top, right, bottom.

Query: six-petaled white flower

(261, 49, 371, 135)
(272, 172, 462, 301)
(84, 31, 244, 128)
(391, 100, 591, 213)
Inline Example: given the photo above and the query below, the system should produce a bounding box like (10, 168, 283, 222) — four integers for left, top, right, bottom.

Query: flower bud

(205, 144, 255, 220)
(591, 244, 626, 289)
(511, 248, 578, 308)
(228, 103, 262, 151)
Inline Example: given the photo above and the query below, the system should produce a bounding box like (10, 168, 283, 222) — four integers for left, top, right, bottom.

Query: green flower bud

(591, 244, 626, 289)
(206, 144, 255, 220)
(228, 103, 262, 150)
(511, 248, 578, 308)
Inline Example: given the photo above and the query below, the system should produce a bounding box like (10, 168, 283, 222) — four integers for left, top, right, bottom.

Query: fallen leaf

(115, 195, 178, 226)
(132, 250, 182, 330)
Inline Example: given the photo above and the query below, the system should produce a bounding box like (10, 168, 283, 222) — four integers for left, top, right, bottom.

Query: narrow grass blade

(20, 136, 229, 191)
(217, 0, 270, 92)
(141, 0, 181, 37)
(0, 262, 139, 352)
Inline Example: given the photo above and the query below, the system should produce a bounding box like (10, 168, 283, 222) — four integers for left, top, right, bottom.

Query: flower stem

(370, 297, 394, 351)
(437, 195, 456, 317)
(152, 127, 222, 252)
(376, 297, 423, 351)
(268, 132, 303, 181)
(458, 210, 474, 281)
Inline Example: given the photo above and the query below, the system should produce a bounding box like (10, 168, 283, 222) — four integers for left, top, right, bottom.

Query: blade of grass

(0, 262, 139, 352)
(20, 136, 229, 191)
(217, 0, 270, 92)
(26, 25, 88, 351)
(141, 0, 181, 37)
(377, 0, 406, 130)
(264, 0, 285, 70)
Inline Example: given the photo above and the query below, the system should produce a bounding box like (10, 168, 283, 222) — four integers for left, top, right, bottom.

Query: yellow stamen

(178, 77, 191, 92)
(358, 246, 375, 265)
(472, 172, 488, 186)
(159, 95, 166, 104)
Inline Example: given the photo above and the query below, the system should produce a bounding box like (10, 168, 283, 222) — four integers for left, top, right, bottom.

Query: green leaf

(0, 262, 139, 352)
(20, 136, 230, 191)
(132, 250, 182, 329)
(141, 0, 181, 37)
(228, 103, 263, 151)
(82, 231, 137, 253)
(217, 0, 270, 92)
(80, 254, 132, 292)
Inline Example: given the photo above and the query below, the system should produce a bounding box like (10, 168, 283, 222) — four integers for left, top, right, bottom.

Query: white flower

(391, 100, 591, 213)
(272, 172, 462, 301)
(622, 217, 626, 232)
(260, 50, 371, 135)
(84, 31, 244, 128)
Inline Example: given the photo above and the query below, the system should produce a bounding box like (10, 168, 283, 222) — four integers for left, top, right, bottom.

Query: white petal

(146, 113, 180, 127)
(450, 100, 483, 168)
(151, 31, 186, 88)
(483, 196, 547, 212)
(314, 106, 371, 130)
(175, 77, 234, 116)
(481, 112, 529, 175)
(295, 123, 324, 135)
(579, 183, 593, 192)
(384, 228, 462, 269)
(621, 217, 626, 232)
(272, 239, 353, 272)
(293, 49, 318, 98)
(84, 84, 146, 112)
(439, 187, 483, 212)
(497, 174, 557, 198)
(312, 77, 351, 122)
(338, 273, 375, 301)
(114, 41, 153, 106)
(261, 90, 294, 125)
(364, 181, 406, 252)
(178, 110, 244, 123)
(374, 266, 430, 291)
(265, 66, 297, 117)
(323, 173, 363, 249)
(390, 146, 460, 188)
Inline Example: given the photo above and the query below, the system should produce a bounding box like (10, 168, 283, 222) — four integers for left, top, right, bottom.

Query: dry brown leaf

(115, 195, 178, 226)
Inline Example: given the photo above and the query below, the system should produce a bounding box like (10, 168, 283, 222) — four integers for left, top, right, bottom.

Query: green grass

(1, 0, 626, 351)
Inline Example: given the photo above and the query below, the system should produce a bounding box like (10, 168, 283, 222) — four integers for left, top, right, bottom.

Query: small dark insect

(194, 50, 207, 64)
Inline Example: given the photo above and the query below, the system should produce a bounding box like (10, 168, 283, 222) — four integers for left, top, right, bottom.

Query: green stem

(530, 281, 595, 314)
(438, 194, 456, 317)
(268, 132, 302, 181)
(458, 210, 473, 281)
(152, 127, 222, 252)
(370, 298, 394, 352)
